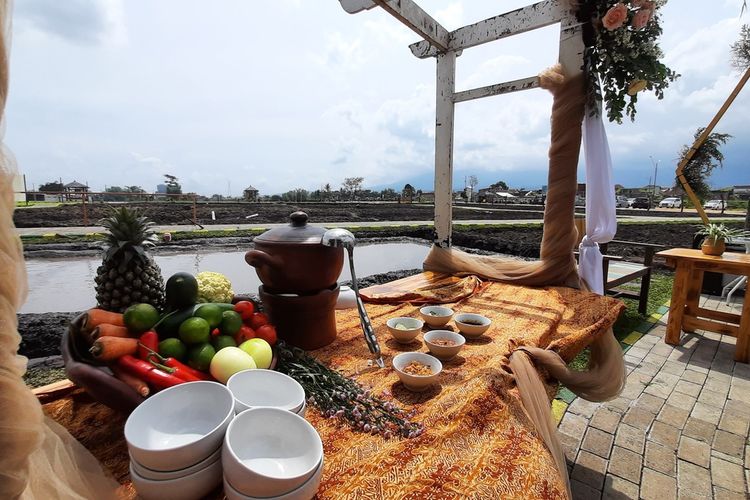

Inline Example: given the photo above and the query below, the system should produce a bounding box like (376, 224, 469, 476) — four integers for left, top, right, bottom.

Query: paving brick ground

(556, 294, 750, 499)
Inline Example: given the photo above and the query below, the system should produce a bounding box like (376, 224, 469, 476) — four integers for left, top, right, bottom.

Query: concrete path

(556, 294, 750, 499)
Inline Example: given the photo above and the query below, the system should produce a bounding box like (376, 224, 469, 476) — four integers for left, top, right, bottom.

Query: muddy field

(14, 200, 739, 227)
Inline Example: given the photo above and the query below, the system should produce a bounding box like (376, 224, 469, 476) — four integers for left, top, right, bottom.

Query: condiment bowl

(454, 313, 492, 338)
(386, 317, 424, 344)
(125, 381, 234, 472)
(223, 458, 324, 500)
(227, 369, 305, 415)
(392, 352, 442, 392)
(223, 407, 324, 498)
(129, 452, 223, 500)
(419, 306, 454, 327)
(129, 445, 222, 481)
(423, 330, 466, 360)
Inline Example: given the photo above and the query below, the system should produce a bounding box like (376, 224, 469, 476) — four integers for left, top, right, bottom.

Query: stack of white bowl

(124, 381, 235, 500)
(227, 369, 307, 417)
(223, 407, 324, 500)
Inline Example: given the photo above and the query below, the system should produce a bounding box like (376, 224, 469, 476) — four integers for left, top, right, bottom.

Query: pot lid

(254, 211, 327, 245)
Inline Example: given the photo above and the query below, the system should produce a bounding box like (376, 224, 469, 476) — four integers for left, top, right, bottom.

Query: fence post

(193, 195, 197, 225)
(82, 195, 89, 226)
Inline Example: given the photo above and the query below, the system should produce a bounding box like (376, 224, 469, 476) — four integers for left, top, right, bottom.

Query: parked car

(627, 197, 636, 207)
(658, 197, 682, 208)
(703, 199, 726, 210)
(632, 197, 651, 209)
(615, 196, 630, 208)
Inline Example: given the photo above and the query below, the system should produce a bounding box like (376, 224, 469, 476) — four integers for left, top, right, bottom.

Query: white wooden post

(433, 51, 456, 247)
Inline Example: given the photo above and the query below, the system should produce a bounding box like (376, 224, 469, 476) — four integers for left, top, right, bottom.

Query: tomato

(234, 301, 255, 321)
(248, 312, 270, 330)
(234, 325, 256, 345)
(211, 327, 221, 337)
(255, 325, 277, 346)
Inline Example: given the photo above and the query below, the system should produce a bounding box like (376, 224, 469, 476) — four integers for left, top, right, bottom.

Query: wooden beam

(453, 76, 539, 103)
(373, 0, 450, 52)
(433, 51, 456, 247)
(410, 0, 564, 59)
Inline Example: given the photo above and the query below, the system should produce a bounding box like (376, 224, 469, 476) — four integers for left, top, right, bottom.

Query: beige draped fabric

(423, 65, 627, 500)
(0, 2, 119, 498)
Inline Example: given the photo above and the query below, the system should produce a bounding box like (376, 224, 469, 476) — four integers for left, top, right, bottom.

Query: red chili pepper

(138, 331, 159, 360)
(117, 355, 185, 391)
(162, 357, 214, 381)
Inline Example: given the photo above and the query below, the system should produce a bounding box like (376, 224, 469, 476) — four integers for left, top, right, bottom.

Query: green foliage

(38, 181, 63, 192)
(164, 174, 182, 195)
(488, 180, 508, 191)
(582, 0, 679, 122)
(695, 223, 750, 243)
(731, 24, 750, 71)
(677, 128, 732, 199)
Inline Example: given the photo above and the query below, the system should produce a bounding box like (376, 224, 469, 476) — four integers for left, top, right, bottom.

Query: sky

(5, 0, 750, 196)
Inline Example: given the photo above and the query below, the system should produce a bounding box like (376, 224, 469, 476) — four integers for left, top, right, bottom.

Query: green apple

(209, 346, 256, 384)
(239, 338, 273, 369)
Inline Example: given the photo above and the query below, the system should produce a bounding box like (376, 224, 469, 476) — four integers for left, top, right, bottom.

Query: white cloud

(434, 3, 463, 30)
(15, 0, 127, 46)
(308, 31, 366, 71)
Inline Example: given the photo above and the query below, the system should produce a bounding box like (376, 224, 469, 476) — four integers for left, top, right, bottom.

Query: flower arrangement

(580, 0, 679, 123)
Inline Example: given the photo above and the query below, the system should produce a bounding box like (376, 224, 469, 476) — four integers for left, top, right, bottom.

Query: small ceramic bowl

(423, 330, 466, 360)
(419, 306, 454, 327)
(392, 352, 442, 392)
(124, 381, 234, 472)
(223, 407, 324, 498)
(223, 457, 323, 500)
(129, 445, 222, 481)
(386, 317, 424, 344)
(227, 369, 306, 415)
(454, 313, 492, 338)
(295, 399, 307, 419)
(129, 452, 223, 500)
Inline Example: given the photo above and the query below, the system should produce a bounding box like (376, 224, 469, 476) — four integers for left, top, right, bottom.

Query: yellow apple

(239, 338, 273, 369)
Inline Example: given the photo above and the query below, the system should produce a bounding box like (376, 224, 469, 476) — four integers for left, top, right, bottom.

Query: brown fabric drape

(0, 2, 119, 498)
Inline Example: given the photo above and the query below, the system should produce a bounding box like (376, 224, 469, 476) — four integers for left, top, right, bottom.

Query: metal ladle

(322, 228, 384, 368)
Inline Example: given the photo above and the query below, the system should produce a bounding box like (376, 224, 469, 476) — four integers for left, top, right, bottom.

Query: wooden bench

(576, 240, 661, 315)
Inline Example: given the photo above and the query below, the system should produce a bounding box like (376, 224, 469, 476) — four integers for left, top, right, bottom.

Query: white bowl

(423, 330, 466, 360)
(129, 445, 222, 481)
(223, 407, 324, 498)
(295, 399, 307, 419)
(392, 352, 442, 392)
(227, 369, 306, 414)
(386, 317, 424, 344)
(125, 381, 234, 472)
(419, 306, 454, 327)
(223, 458, 324, 500)
(454, 313, 491, 338)
(129, 452, 223, 500)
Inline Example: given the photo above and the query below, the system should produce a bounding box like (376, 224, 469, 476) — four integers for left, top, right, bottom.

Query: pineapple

(94, 207, 165, 312)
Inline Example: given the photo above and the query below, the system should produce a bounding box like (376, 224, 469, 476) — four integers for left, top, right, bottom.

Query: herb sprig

(277, 342, 424, 439)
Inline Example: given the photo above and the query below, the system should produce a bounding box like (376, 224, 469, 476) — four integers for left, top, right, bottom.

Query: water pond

(22, 241, 430, 313)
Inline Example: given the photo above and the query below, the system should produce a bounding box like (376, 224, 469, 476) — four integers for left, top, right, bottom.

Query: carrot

(83, 309, 125, 330)
(91, 324, 131, 340)
(111, 365, 150, 397)
(89, 336, 138, 361)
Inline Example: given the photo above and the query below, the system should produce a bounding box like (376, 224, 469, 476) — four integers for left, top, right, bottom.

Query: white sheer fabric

(579, 107, 617, 294)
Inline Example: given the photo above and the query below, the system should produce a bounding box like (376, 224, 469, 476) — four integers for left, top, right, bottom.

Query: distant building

(243, 185, 259, 201)
(734, 185, 750, 200)
(156, 184, 167, 194)
(64, 180, 89, 200)
(418, 191, 435, 203)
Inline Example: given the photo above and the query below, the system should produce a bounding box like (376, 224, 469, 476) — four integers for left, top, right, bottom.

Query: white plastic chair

(723, 237, 750, 304)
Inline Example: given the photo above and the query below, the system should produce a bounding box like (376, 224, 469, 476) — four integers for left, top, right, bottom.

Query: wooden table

(657, 248, 750, 362)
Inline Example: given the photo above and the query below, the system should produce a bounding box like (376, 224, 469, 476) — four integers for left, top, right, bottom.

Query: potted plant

(696, 223, 749, 256)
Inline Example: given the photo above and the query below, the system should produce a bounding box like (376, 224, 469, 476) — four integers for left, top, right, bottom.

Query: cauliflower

(196, 271, 234, 303)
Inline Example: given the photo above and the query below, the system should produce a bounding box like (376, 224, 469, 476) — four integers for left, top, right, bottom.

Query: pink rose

(602, 3, 628, 31)
(632, 8, 651, 29)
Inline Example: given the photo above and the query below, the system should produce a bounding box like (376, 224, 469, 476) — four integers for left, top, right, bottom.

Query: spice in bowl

(403, 361, 433, 376)
(431, 339, 456, 347)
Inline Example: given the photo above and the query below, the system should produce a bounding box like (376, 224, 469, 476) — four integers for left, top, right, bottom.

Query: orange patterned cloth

(43, 279, 623, 500)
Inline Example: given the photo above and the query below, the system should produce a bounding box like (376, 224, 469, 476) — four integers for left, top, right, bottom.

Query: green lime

(194, 303, 223, 329)
(187, 343, 216, 371)
(219, 310, 243, 336)
(159, 338, 187, 362)
(123, 303, 161, 333)
(179, 317, 211, 344)
(212, 335, 237, 351)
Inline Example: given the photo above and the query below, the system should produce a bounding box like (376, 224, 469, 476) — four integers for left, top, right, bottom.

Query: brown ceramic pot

(245, 212, 344, 294)
(701, 238, 725, 256)
(259, 285, 339, 350)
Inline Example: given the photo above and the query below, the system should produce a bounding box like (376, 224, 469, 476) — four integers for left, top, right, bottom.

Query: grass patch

(566, 270, 674, 371)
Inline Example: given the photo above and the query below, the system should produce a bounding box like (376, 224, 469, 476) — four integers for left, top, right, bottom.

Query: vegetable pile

(74, 270, 279, 396)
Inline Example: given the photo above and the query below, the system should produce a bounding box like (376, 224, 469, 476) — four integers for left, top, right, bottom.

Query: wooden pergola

(339, 0, 583, 247)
